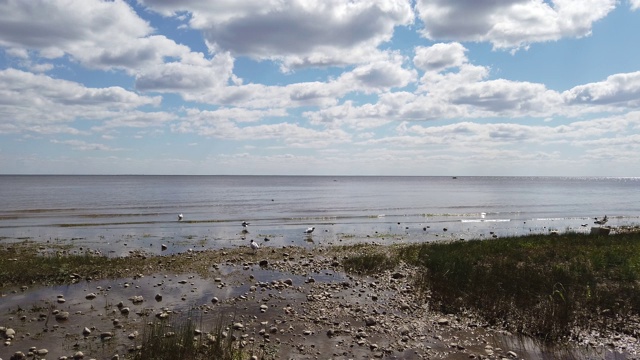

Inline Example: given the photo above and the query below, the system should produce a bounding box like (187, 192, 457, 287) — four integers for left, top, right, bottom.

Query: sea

(0, 175, 638, 256)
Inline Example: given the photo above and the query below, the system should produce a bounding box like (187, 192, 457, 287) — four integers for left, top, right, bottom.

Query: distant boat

(452, 176, 457, 179)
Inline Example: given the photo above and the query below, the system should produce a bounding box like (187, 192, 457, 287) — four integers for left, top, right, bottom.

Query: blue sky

(1, 0, 640, 176)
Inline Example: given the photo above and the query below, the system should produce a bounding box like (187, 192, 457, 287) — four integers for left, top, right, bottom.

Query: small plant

(343, 252, 397, 275)
(130, 311, 246, 360)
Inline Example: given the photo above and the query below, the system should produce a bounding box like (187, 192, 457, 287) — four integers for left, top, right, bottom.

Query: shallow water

(1, 176, 638, 254)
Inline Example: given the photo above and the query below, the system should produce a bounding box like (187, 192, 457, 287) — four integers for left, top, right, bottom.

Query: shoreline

(1, 233, 639, 359)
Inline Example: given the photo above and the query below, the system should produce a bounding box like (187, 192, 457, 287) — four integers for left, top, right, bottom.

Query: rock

(73, 351, 84, 359)
(161, 244, 168, 251)
(85, 293, 97, 300)
(10, 351, 26, 360)
(365, 317, 377, 326)
(211, 297, 219, 304)
(5, 328, 16, 339)
(35, 349, 48, 356)
(259, 259, 268, 266)
(391, 272, 405, 279)
(507, 350, 518, 358)
(155, 293, 163, 301)
(129, 295, 144, 304)
(591, 227, 611, 236)
(437, 318, 449, 326)
(233, 322, 244, 330)
(55, 311, 70, 321)
(82, 327, 91, 336)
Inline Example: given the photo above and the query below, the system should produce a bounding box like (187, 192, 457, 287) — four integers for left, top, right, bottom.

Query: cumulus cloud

(0, 69, 160, 133)
(415, 0, 616, 50)
(563, 71, 640, 107)
(0, 0, 233, 93)
(138, 0, 414, 68)
(413, 42, 467, 72)
(172, 108, 351, 148)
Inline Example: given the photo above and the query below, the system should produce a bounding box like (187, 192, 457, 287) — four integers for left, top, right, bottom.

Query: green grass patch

(398, 232, 640, 342)
(342, 251, 398, 275)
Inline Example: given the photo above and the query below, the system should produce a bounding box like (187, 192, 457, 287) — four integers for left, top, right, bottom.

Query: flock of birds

(178, 213, 315, 253)
(177, 212, 610, 252)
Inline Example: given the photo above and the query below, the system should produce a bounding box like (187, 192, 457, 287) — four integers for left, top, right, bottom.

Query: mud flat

(0, 242, 636, 360)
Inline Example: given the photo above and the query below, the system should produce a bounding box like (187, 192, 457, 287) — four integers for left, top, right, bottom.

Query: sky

(1, 0, 640, 176)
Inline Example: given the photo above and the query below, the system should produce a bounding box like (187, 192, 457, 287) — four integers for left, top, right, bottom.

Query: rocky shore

(0, 243, 637, 359)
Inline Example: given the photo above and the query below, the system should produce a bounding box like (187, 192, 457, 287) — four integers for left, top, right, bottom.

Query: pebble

(54, 312, 70, 321)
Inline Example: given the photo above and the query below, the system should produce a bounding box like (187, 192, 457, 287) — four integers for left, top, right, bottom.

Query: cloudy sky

(1, 0, 639, 176)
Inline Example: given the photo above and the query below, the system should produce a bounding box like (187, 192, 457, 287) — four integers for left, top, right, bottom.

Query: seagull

(594, 215, 608, 225)
(304, 227, 315, 234)
(242, 221, 250, 228)
(178, 213, 183, 221)
(250, 239, 260, 252)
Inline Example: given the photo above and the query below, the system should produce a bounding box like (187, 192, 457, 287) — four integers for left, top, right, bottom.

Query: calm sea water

(0, 175, 638, 255)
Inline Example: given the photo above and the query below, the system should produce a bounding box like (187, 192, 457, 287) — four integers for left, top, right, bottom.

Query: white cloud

(0, 68, 160, 133)
(51, 139, 120, 152)
(631, 0, 640, 11)
(172, 108, 350, 148)
(413, 43, 467, 72)
(563, 71, 640, 107)
(415, 0, 616, 50)
(136, 52, 235, 91)
(138, 0, 414, 68)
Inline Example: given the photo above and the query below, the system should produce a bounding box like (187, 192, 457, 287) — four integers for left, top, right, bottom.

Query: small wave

(461, 219, 511, 223)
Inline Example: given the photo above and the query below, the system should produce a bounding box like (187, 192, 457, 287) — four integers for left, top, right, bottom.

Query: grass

(394, 232, 640, 342)
(130, 311, 246, 360)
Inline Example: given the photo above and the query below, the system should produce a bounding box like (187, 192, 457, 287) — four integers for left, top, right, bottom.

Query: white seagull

(250, 239, 260, 252)
(178, 213, 183, 221)
(304, 227, 315, 234)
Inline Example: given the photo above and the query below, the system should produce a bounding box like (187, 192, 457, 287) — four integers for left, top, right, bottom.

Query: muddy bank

(0, 244, 636, 359)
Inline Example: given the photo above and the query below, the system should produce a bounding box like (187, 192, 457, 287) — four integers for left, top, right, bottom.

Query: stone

(365, 317, 377, 326)
(55, 311, 70, 321)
